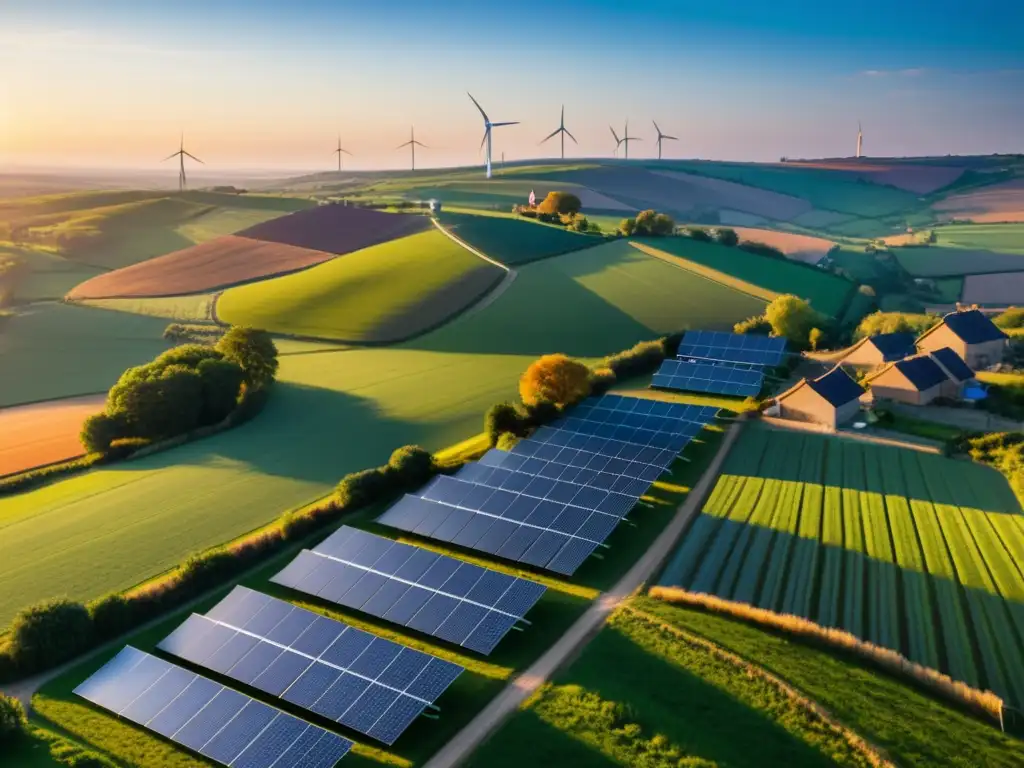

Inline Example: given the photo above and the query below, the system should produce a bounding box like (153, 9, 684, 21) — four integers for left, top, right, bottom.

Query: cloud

(858, 67, 927, 78)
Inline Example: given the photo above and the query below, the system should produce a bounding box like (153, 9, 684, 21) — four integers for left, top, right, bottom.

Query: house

(865, 353, 950, 405)
(927, 346, 974, 399)
(837, 332, 917, 369)
(774, 365, 865, 429)
(916, 309, 1007, 369)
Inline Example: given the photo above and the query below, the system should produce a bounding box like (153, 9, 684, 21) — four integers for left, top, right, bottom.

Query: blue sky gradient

(2, 0, 1022, 170)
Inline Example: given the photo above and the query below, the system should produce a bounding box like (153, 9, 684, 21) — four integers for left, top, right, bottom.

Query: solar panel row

(676, 329, 787, 367)
(74, 646, 352, 768)
(272, 527, 546, 655)
(460, 454, 650, 497)
(651, 359, 764, 397)
(158, 587, 463, 746)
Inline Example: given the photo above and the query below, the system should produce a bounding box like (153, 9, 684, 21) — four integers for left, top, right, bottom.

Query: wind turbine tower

(619, 119, 641, 160)
(468, 92, 518, 179)
(540, 105, 577, 159)
(856, 122, 863, 159)
(333, 136, 352, 171)
(163, 134, 203, 192)
(397, 127, 426, 171)
(652, 121, 678, 160)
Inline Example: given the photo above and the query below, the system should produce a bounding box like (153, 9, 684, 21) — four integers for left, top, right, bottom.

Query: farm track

(430, 217, 517, 321)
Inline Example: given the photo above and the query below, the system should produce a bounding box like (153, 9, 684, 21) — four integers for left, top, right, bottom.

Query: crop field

(935, 222, 1024, 253)
(0, 303, 170, 407)
(729, 227, 835, 264)
(660, 426, 1024, 706)
(0, 394, 103, 477)
(407, 180, 634, 212)
(892, 246, 1024, 277)
(76, 293, 218, 322)
(0, 190, 165, 222)
(67, 235, 338, 299)
(217, 229, 506, 342)
(962, 272, 1024, 305)
(437, 211, 601, 265)
(651, 170, 813, 220)
(0, 245, 762, 626)
(635, 236, 853, 317)
(934, 179, 1024, 223)
(237, 204, 431, 253)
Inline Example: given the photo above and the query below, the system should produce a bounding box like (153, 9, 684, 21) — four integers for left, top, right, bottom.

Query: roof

(893, 355, 949, 391)
(805, 366, 865, 408)
(867, 332, 917, 361)
(936, 309, 1007, 344)
(930, 347, 974, 381)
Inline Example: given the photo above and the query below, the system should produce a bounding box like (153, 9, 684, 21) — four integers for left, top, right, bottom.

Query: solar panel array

(651, 359, 764, 397)
(676, 330, 787, 366)
(75, 646, 352, 768)
(157, 587, 463, 746)
(272, 526, 546, 655)
(377, 394, 717, 575)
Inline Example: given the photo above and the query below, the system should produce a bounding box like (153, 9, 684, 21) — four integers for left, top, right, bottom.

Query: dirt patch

(730, 228, 835, 264)
(962, 271, 1024, 305)
(67, 236, 337, 299)
(934, 179, 1024, 223)
(237, 205, 431, 252)
(0, 394, 104, 477)
(652, 170, 813, 220)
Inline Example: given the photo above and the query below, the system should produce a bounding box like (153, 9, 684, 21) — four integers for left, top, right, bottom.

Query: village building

(773, 365, 864, 429)
(916, 309, 1007, 369)
(864, 354, 950, 406)
(927, 346, 975, 399)
(836, 332, 917, 369)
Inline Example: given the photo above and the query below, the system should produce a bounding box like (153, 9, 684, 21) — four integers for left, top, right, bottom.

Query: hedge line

(0, 332, 681, 684)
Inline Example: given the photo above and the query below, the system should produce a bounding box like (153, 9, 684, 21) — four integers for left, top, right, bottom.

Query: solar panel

(463, 450, 653, 497)
(74, 646, 353, 768)
(676, 330, 787, 367)
(651, 359, 764, 397)
(493, 437, 678, 474)
(271, 527, 546, 656)
(157, 587, 463, 746)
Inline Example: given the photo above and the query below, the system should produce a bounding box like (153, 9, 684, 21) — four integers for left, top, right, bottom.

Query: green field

(936, 223, 1024, 253)
(217, 229, 505, 342)
(76, 293, 218, 322)
(637, 236, 853, 317)
(892, 224, 1024, 276)
(660, 425, 1024, 707)
(437, 211, 602, 265)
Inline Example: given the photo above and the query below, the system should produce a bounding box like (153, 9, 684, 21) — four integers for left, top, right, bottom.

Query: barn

(928, 346, 975, 399)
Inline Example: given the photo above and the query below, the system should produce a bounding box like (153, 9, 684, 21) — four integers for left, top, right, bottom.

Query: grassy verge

(885, 412, 965, 443)
(30, 426, 725, 767)
(633, 596, 1024, 767)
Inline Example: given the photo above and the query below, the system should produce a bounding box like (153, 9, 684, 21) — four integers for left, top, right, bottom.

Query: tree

(114, 365, 204, 440)
(0, 694, 25, 744)
(568, 214, 590, 233)
(713, 227, 739, 246)
(196, 358, 245, 425)
(519, 354, 591, 407)
(80, 412, 127, 453)
(809, 327, 825, 351)
(216, 327, 278, 388)
(154, 344, 223, 370)
(734, 315, 772, 335)
(485, 402, 525, 444)
(854, 311, 936, 340)
(994, 307, 1024, 329)
(388, 445, 436, 487)
(764, 294, 823, 347)
(537, 191, 582, 216)
(686, 226, 711, 242)
(618, 217, 637, 236)
(9, 598, 94, 672)
(650, 212, 675, 235)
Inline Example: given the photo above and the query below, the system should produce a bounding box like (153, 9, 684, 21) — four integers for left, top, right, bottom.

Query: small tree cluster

(520, 354, 591, 407)
(619, 209, 675, 237)
(712, 227, 739, 246)
(537, 191, 582, 216)
(686, 226, 712, 242)
(733, 315, 773, 335)
(994, 307, 1024, 329)
(733, 295, 826, 350)
(854, 311, 936, 340)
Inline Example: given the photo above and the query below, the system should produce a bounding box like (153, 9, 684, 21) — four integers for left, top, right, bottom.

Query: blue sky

(1, 0, 1022, 170)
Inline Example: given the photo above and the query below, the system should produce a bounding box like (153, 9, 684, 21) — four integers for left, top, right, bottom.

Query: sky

(1, 0, 1023, 173)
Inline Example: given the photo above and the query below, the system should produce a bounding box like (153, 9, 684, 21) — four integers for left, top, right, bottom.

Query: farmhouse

(916, 308, 1007, 368)
(865, 353, 950, 405)
(773, 365, 864, 429)
(837, 331, 917, 369)
(928, 346, 975, 399)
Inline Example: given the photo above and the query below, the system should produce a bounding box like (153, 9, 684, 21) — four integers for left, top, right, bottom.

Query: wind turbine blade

(653, 120, 661, 135)
(340, 148, 352, 155)
(479, 128, 489, 152)
(162, 151, 181, 162)
(664, 135, 678, 141)
(565, 129, 578, 144)
(183, 151, 204, 164)
(491, 121, 518, 127)
(396, 141, 412, 149)
(414, 142, 428, 148)
(540, 127, 561, 144)
(467, 92, 489, 123)
(609, 126, 620, 143)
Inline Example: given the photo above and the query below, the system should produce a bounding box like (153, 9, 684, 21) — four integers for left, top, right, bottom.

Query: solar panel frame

(271, 527, 546, 656)
(651, 359, 764, 397)
(157, 587, 464, 746)
(74, 646, 352, 768)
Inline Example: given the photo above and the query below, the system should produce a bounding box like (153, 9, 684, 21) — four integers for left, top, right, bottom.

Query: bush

(713, 227, 739, 246)
(105, 437, 151, 460)
(0, 693, 25, 743)
(602, 340, 666, 380)
(809, 327, 825, 351)
(495, 432, 520, 451)
(764, 294, 825, 348)
(618, 217, 637, 236)
(568, 214, 590, 233)
(994, 307, 1024, 329)
(734, 315, 772, 335)
(8, 598, 94, 673)
(196, 358, 245, 425)
(633, 209, 675, 236)
(485, 402, 526, 445)
(738, 240, 786, 260)
(519, 398, 561, 428)
(854, 311, 935, 340)
(80, 412, 126, 453)
(176, 551, 238, 595)
(537, 191, 582, 216)
(588, 367, 617, 396)
(686, 226, 711, 242)
(388, 445, 436, 487)
(216, 326, 279, 389)
(88, 594, 135, 641)
(336, 467, 392, 509)
(519, 354, 591, 407)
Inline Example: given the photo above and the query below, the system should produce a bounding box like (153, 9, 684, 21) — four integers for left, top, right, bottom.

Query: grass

(28, 425, 724, 768)
(934, 223, 1024, 254)
(892, 246, 1024, 278)
(659, 424, 1024, 707)
(77, 294, 218, 323)
(217, 229, 505, 342)
(0, 244, 760, 627)
(437, 211, 601, 265)
(634, 236, 854, 317)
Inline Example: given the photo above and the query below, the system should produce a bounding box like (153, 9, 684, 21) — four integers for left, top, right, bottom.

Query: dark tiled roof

(868, 332, 917, 361)
(930, 347, 974, 381)
(894, 356, 948, 391)
(806, 367, 864, 407)
(941, 309, 1007, 344)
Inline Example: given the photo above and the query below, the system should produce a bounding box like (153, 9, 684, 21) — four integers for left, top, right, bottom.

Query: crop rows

(663, 426, 1024, 706)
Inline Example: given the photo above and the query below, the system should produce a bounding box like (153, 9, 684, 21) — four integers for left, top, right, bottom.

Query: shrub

(764, 294, 824, 348)
(713, 227, 739, 246)
(686, 226, 711, 242)
(519, 398, 561, 428)
(520, 354, 591, 407)
(495, 432, 520, 451)
(154, 344, 223, 369)
(568, 214, 590, 233)
(0, 693, 25, 744)
(661, 331, 685, 358)
(602, 340, 666, 380)
(485, 402, 526, 445)
(633, 209, 675, 236)
(216, 326, 279, 389)
(105, 437, 151, 460)
(176, 551, 238, 595)
(588, 367, 617, 396)
(858, 284, 876, 297)
(618, 217, 636, 236)
(537, 191, 582, 216)
(80, 412, 126, 453)
(8, 598, 94, 673)
(854, 311, 935, 340)
(336, 467, 392, 509)
(734, 315, 772, 335)
(994, 307, 1024, 329)
(809, 327, 825, 351)
(388, 445, 436, 487)
(88, 594, 135, 641)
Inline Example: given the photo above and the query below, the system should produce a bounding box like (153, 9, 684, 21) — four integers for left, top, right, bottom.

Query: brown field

(780, 161, 965, 194)
(237, 204, 431, 252)
(0, 394, 104, 477)
(934, 178, 1024, 223)
(66, 236, 336, 299)
(962, 271, 1024, 305)
(652, 169, 814, 220)
(730, 227, 836, 264)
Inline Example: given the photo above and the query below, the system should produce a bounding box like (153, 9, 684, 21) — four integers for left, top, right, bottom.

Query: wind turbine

(652, 121, 678, 160)
(540, 105, 577, 160)
(333, 136, 352, 171)
(610, 125, 624, 157)
(163, 133, 203, 192)
(619, 119, 641, 160)
(468, 92, 518, 179)
(856, 121, 863, 159)
(396, 126, 427, 171)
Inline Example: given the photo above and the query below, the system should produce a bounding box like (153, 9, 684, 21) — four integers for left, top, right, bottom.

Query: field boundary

(630, 240, 777, 303)
(422, 420, 745, 768)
